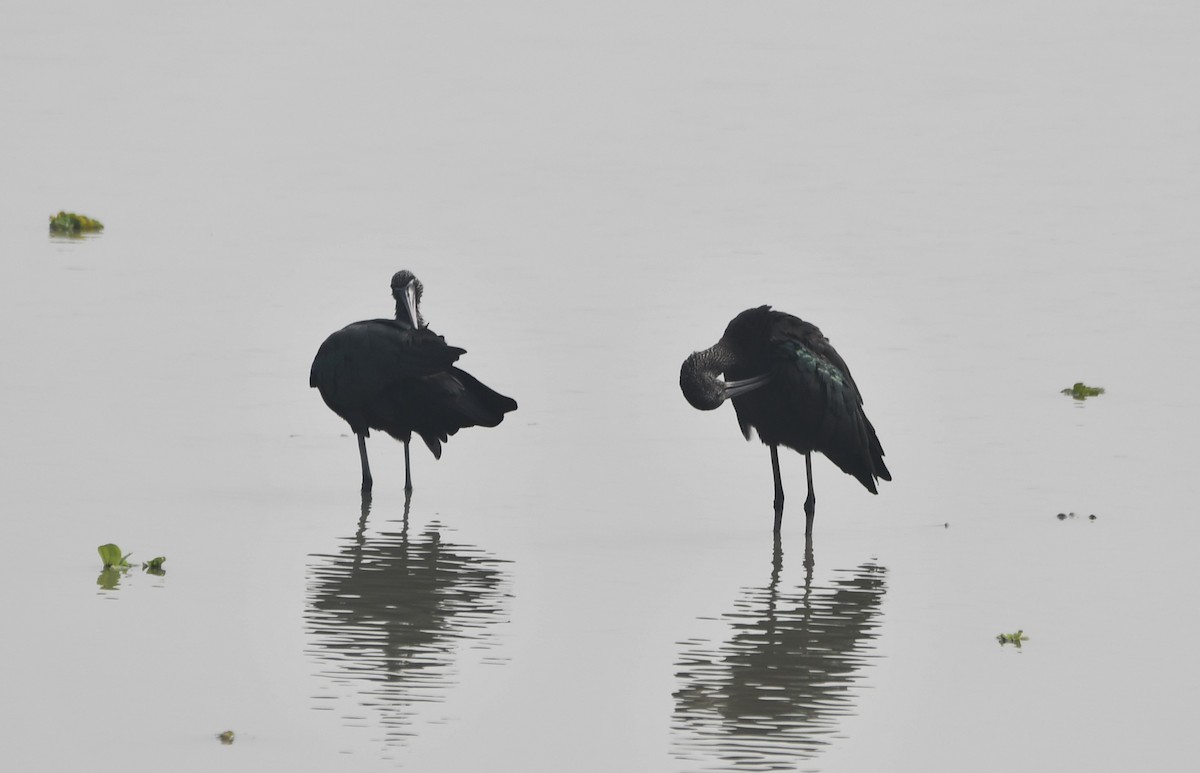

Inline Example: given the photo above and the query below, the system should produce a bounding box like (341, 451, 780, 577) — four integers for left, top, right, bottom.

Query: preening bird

(680, 305, 889, 535)
(310, 271, 517, 492)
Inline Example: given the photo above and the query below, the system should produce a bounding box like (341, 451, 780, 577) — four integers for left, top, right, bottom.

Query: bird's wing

(769, 314, 862, 399)
(768, 314, 887, 489)
(310, 320, 465, 402)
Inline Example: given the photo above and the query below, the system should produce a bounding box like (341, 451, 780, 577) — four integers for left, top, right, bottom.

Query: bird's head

(680, 348, 770, 411)
(390, 270, 424, 328)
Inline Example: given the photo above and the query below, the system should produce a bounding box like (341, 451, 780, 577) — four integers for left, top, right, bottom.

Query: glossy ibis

(680, 305, 889, 535)
(310, 271, 517, 492)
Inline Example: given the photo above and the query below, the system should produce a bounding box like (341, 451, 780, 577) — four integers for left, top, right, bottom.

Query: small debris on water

(996, 630, 1028, 648)
(1061, 382, 1105, 400)
(48, 211, 104, 235)
(217, 730, 235, 745)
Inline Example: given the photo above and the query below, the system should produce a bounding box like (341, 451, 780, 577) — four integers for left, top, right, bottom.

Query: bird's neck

(680, 345, 733, 411)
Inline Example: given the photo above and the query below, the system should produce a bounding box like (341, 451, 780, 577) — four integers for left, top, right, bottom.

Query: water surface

(2, 2, 1199, 771)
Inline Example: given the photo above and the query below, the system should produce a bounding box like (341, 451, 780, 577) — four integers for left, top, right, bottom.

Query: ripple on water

(673, 552, 887, 772)
(305, 495, 512, 748)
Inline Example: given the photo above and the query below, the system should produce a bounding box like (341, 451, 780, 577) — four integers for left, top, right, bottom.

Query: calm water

(3, 1, 1199, 771)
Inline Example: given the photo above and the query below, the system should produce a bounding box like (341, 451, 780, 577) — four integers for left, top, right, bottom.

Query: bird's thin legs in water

(771, 531, 783, 581)
(403, 439, 413, 493)
(804, 452, 816, 536)
(771, 444, 784, 534)
(355, 489, 373, 543)
(357, 432, 373, 492)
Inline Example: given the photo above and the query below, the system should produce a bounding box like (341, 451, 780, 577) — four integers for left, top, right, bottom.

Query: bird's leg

(357, 432, 373, 492)
(804, 452, 816, 536)
(771, 444, 784, 534)
(403, 438, 413, 493)
(771, 531, 783, 580)
(356, 489, 373, 542)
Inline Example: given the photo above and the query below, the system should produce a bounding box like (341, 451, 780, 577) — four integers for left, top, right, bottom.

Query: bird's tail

(848, 415, 889, 493)
(410, 368, 518, 456)
(448, 368, 519, 427)
(821, 405, 889, 494)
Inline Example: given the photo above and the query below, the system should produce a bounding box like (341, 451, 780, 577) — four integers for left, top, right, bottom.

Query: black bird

(310, 271, 517, 492)
(680, 305, 889, 535)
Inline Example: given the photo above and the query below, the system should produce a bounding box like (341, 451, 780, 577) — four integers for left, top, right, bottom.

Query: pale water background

(2, 1, 1199, 771)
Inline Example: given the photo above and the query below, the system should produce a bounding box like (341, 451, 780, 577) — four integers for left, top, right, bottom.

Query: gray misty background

(2, 2, 1198, 772)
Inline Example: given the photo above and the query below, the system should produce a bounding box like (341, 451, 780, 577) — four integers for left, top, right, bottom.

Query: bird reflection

(673, 536, 887, 771)
(305, 492, 511, 747)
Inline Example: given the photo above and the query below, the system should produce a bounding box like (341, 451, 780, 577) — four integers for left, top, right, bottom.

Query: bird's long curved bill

(403, 283, 420, 329)
(723, 373, 770, 398)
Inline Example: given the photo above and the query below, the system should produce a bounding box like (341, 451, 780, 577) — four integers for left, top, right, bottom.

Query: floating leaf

(97, 543, 131, 569)
(217, 730, 235, 745)
(142, 556, 167, 573)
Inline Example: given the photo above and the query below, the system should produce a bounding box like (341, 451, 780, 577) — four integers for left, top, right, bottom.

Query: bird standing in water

(680, 305, 889, 535)
(310, 271, 517, 492)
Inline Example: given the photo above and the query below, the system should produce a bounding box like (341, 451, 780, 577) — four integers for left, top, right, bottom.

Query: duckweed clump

(49, 211, 104, 234)
(1061, 382, 1105, 400)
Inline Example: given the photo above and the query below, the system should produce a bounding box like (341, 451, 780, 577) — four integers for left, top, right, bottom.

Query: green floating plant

(217, 730, 235, 745)
(96, 545, 167, 587)
(1061, 382, 1105, 400)
(97, 543, 132, 590)
(49, 211, 104, 234)
(98, 543, 132, 569)
(996, 630, 1028, 647)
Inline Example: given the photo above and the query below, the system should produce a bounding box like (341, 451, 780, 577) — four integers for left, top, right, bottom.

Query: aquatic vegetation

(97, 544, 133, 590)
(996, 630, 1028, 647)
(1061, 382, 1105, 400)
(97, 543, 132, 569)
(142, 556, 167, 575)
(217, 730, 235, 745)
(96, 545, 167, 585)
(48, 211, 104, 235)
